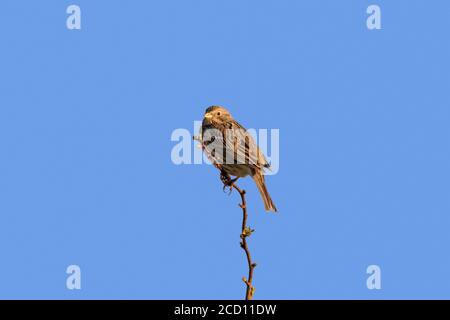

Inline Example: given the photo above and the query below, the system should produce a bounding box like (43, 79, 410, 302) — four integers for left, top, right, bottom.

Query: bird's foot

(220, 171, 238, 194)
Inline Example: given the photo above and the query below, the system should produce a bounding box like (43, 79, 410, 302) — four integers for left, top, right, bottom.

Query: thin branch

(207, 154, 258, 300)
(232, 183, 256, 300)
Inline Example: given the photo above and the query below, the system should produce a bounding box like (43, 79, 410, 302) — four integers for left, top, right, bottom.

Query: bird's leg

(230, 177, 239, 185)
(220, 171, 239, 194)
(220, 170, 232, 192)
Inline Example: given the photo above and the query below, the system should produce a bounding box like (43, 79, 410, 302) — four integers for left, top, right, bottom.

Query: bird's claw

(220, 171, 238, 195)
(223, 184, 233, 195)
(220, 173, 232, 194)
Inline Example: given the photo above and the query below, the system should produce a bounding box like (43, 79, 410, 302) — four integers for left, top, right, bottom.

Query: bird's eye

(217, 112, 221, 116)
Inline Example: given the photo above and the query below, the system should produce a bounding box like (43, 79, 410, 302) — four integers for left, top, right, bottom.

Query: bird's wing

(201, 120, 270, 170)
(225, 121, 269, 169)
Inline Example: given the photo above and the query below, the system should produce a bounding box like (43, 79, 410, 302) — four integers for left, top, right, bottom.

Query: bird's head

(203, 106, 233, 124)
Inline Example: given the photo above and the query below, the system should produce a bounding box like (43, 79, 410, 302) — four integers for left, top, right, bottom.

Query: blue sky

(0, 1, 449, 299)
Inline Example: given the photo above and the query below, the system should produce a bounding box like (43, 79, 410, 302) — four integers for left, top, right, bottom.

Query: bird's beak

(204, 113, 213, 119)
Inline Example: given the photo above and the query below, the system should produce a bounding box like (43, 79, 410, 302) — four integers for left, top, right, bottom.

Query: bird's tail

(252, 172, 277, 212)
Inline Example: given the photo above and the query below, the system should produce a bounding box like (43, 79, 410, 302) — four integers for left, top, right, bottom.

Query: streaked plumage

(200, 106, 277, 212)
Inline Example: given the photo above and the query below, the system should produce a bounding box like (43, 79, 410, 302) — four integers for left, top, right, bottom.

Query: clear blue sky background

(0, 1, 449, 299)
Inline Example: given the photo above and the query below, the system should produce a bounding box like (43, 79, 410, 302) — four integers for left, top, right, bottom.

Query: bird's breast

(221, 164, 252, 178)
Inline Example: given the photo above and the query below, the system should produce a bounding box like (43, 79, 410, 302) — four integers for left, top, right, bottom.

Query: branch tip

(219, 174, 256, 300)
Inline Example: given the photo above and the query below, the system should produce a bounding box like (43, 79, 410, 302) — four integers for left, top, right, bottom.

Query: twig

(208, 154, 258, 300)
(231, 183, 256, 300)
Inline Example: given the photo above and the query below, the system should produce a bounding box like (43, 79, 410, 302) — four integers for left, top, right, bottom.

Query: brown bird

(200, 106, 277, 212)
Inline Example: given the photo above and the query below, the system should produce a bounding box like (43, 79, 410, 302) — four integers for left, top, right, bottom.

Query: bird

(200, 105, 277, 212)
